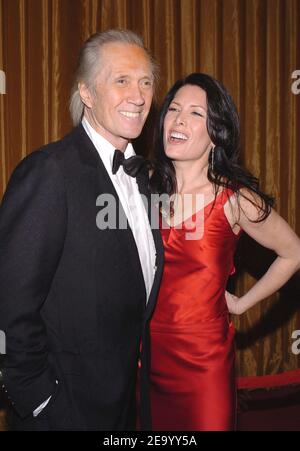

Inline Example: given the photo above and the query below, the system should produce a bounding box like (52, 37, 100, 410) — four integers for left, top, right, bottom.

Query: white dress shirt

(82, 117, 156, 300)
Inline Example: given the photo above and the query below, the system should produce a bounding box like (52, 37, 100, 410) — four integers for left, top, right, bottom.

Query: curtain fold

(0, 0, 299, 379)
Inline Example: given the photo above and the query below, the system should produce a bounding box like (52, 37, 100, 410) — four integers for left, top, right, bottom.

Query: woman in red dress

(149, 73, 300, 431)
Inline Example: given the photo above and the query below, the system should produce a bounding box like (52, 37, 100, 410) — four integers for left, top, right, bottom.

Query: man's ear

(78, 82, 93, 108)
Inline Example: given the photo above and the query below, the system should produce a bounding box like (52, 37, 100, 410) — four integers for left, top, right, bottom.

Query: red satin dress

(150, 189, 242, 431)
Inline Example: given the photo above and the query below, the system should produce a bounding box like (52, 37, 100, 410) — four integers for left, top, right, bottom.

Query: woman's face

(163, 84, 213, 163)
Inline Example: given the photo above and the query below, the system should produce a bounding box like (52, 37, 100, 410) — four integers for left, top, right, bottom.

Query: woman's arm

(225, 190, 300, 315)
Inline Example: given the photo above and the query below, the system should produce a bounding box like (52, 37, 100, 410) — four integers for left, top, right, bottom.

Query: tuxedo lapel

(75, 125, 147, 301)
(74, 124, 163, 315)
(136, 171, 164, 319)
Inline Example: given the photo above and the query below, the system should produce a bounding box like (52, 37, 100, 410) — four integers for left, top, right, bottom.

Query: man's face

(80, 42, 154, 150)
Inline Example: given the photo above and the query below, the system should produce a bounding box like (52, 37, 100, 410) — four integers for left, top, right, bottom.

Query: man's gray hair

(69, 29, 158, 126)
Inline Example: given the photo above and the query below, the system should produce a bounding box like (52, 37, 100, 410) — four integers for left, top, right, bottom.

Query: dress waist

(150, 310, 232, 334)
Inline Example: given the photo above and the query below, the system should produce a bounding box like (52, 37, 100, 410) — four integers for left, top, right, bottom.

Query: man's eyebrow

(111, 72, 154, 81)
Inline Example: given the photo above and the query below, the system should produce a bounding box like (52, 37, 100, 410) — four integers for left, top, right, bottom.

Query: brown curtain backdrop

(0, 0, 299, 379)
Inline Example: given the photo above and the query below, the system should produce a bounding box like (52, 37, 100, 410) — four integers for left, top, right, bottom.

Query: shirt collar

(82, 116, 136, 175)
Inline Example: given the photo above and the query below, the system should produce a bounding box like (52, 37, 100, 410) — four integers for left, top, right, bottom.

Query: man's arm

(0, 150, 67, 418)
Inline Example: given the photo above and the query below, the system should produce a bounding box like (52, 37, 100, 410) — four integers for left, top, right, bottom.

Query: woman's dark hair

(149, 72, 274, 221)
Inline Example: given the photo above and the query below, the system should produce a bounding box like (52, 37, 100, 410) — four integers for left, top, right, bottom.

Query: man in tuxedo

(0, 29, 163, 431)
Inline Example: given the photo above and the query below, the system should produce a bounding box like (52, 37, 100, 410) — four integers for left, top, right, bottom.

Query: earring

(211, 147, 215, 172)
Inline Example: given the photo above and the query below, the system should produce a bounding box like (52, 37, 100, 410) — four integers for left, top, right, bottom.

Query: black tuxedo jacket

(0, 125, 164, 430)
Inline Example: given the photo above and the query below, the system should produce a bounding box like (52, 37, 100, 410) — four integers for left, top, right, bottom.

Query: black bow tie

(112, 149, 145, 177)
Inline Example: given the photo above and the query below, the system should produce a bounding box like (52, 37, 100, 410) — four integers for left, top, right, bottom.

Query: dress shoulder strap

(216, 187, 237, 207)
